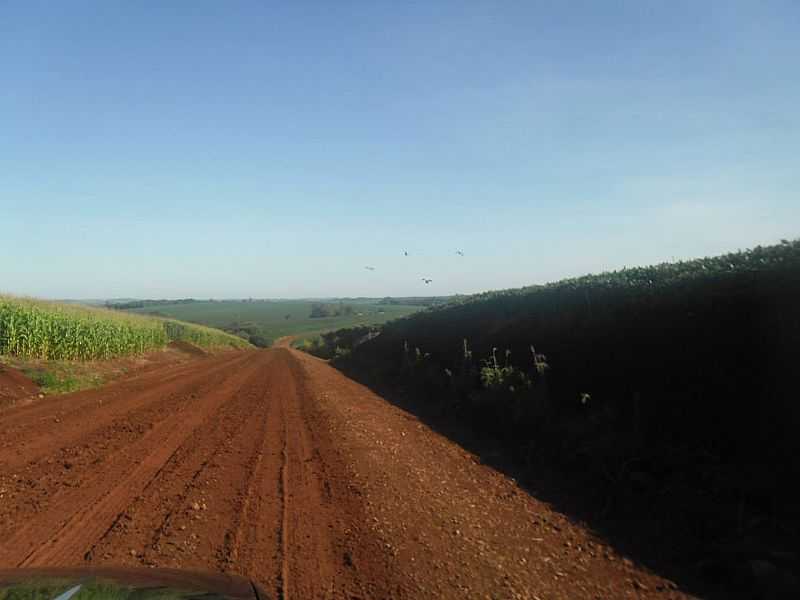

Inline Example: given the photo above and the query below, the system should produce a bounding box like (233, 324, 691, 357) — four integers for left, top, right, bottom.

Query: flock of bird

(364, 250, 465, 285)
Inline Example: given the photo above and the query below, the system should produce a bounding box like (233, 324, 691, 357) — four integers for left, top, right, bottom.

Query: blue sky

(1, 1, 798, 299)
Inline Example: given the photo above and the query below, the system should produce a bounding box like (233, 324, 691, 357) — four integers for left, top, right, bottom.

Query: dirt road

(0, 348, 690, 599)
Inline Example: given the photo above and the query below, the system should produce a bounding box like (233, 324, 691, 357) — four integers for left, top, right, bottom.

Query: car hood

(0, 567, 265, 600)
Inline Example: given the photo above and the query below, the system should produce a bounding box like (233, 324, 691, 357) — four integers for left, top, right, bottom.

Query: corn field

(162, 318, 251, 349)
(0, 296, 250, 361)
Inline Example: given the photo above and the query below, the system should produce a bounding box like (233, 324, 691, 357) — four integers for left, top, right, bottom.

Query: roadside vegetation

(299, 325, 381, 359)
(161, 318, 252, 350)
(0, 354, 119, 395)
(23, 363, 105, 394)
(0, 295, 250, 361)
(308, 240, 800, 568)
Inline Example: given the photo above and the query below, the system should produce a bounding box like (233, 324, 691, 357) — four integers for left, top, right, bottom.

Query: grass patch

(0, 354, 115, 396)
(23, 366, 105, 395)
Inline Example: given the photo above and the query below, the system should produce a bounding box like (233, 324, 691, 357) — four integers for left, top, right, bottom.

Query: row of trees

(107, 298, 197, 310)
(222, 321, 271, 348)
(309, 302, 355, 318)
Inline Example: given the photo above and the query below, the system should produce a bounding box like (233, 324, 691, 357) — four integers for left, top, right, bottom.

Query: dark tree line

(309, 302, 355, 318)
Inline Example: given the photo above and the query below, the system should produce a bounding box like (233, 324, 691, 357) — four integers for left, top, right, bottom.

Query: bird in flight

(456, 250, 464, 256)
(421, 278, 433, 284)
(365, 266, 376, 271)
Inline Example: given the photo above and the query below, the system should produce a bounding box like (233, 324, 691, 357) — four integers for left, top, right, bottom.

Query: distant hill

(106, 298, 198, 310)
(117, 299, 427, 348)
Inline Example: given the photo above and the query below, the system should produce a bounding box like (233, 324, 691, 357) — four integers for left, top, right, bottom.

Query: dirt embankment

(0, 347, 698, 599)
(167, 340, 209, 356)
(0, 366, 39, 408)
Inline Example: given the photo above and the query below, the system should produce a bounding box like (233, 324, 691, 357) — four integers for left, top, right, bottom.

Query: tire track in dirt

(1, 351, 252, 471)
(217, 402, 272, 570)
(83, 349, 351, 599)
(13, 361, 258, 566)
(213, 371, 285, 595)
(280, 351, 336, 600)
(278, 409, 290, 600)
(218, 351, 301, 598)
(1, 348, 381, 598)
(273, 350, 332, 600)
(1, 352, 234, 433)
(87, 352, 279, 569)
(91, 353, 276, 565)
(0, 353, 254, 534)
(0, 351, 262, 566)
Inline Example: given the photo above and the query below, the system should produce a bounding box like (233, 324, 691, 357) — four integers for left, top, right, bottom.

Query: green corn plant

(0, 295, 250, 362)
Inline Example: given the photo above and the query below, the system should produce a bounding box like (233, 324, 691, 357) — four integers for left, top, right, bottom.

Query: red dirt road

(1, 348, 691, 599)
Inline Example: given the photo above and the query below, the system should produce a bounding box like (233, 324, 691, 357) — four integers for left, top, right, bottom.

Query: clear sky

(2, 1, 798, 299)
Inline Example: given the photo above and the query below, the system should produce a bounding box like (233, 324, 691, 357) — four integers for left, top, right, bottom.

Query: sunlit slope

(0, 295, 251, 360)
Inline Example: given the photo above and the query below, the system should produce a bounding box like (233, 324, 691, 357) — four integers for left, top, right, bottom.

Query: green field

(122, 299, 426, 346)
(0, 295, 251, 361)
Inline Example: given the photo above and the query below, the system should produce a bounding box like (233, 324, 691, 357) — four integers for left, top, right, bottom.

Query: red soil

(0, 347, 692, 599)
(0, 365, 39, 408)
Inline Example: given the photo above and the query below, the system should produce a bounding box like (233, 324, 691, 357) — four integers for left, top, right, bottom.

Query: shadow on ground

(336, 365, 799, 600)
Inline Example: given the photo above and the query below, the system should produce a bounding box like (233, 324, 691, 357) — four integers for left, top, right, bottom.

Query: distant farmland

(119, 299, 427, 347)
